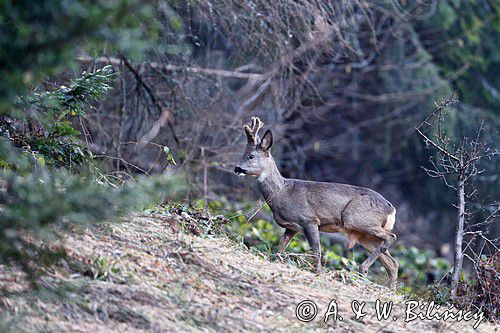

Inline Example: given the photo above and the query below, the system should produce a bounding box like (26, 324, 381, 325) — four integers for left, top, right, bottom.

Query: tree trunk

(450, 177, 465, 297)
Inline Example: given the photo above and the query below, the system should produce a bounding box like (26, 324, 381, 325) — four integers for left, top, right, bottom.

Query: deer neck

(257, 156, 285, 201)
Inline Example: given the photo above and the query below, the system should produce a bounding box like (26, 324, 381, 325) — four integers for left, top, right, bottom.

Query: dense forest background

(0, 0, 498, 306)
(65, 0, 498, 251)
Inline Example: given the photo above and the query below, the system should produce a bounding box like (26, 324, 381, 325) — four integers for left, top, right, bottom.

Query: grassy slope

(0, 211, 494, 332)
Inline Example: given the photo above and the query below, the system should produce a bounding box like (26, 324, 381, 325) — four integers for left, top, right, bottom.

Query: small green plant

(323, 246, 361, 271)
(89, 256, 121, 282)
(163, 146, 176, 166)
(393, 244, 451, 285)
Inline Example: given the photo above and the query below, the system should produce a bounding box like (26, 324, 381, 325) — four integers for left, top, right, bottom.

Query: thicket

(0, 0, 180, 283)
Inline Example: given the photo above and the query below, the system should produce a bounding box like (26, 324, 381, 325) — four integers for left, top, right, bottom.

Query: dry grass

(0, 211, 496, 332)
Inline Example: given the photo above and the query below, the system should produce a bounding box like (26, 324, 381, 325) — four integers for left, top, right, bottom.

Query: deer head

(234, 117, 274, 178)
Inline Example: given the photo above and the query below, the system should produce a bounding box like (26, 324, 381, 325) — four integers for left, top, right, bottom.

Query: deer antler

(244, 117, 264, 145)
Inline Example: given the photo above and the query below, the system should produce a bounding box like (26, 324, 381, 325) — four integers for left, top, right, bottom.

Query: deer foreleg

(303, 224, 322, 272)
(278, 228, 297, 253)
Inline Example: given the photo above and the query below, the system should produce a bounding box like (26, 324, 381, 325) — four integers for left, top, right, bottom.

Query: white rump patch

(385, 211, 396, 230)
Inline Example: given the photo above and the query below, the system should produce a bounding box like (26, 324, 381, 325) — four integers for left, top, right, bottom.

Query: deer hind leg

(355, 227, 395, 276)
(358, 236, 399, 290)
(342, 202, 397, 271)
(381, 252, 399, 290)
(369, 226, 397, 253)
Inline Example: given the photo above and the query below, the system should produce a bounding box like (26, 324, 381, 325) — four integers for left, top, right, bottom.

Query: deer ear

(259, 129, 273, 152)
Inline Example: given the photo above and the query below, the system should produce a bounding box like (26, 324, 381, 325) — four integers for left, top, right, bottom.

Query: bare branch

(77, 56, 264, 80)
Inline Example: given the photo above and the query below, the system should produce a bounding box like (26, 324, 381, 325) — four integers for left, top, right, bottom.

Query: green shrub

(0, 0, 184, 292)
(7, 66, 114, 169)
(0, 65, 183, 283)
(0, 137, 182, 281)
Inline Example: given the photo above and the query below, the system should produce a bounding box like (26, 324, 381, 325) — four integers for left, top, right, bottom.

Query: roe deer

(234, 117, 399, 289)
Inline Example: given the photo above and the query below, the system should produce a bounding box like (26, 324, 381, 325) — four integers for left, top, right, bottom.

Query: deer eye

(248, 154, 254, 160)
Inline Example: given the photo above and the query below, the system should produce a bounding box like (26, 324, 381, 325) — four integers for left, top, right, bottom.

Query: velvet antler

(244, 117, 264, 145)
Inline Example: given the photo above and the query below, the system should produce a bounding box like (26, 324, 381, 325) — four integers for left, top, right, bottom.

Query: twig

(119, 55, 180, 145)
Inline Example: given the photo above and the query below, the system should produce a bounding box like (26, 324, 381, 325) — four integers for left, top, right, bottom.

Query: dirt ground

(0, 212, 497, 332)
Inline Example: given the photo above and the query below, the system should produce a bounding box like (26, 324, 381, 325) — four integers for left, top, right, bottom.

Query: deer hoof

(359, 265, 368, 276)
(389, 280, 397, 290)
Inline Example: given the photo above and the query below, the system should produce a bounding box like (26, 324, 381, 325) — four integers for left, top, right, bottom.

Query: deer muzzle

(234, 166, 246, 176)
